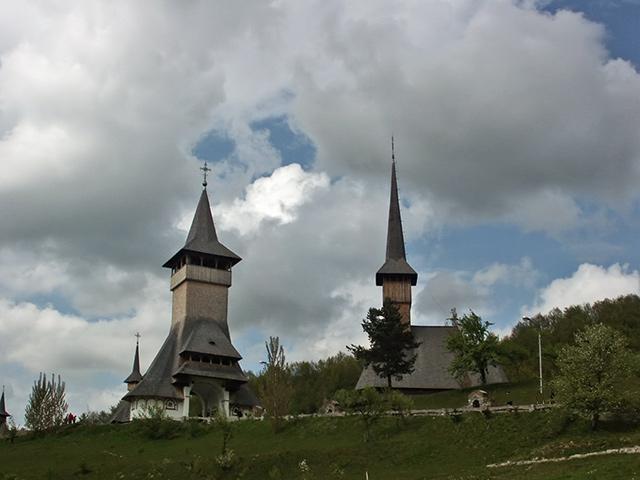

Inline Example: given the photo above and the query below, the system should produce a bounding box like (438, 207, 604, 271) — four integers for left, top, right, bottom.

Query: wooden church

(112, 168, 258, 422)
(356, 148, 508, 392)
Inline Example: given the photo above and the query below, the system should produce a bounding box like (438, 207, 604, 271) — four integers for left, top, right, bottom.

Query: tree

(446, 309, 500, 385)
(249, 351, 361, 415)
(24, 373, 68, 432)
(348, 299, 421, 388)
(500, 294, 640, 382)
(335, 388, 387, 442)
(289, 352, 362, 414)
(553, 323, 635, 430)
(258, 336, 292, 432)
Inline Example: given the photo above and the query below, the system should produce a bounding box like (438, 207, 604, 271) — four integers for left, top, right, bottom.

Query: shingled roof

(109, 400, 131, 423)
(124, 319, 248, 401)
(163, 189, 241, 268)
(376, 160, 418, 286)
(178, 320, 242, 360)
(125, 329, 182, 400)
(124, 340, 143, 384)
(356, 326, 508, 390)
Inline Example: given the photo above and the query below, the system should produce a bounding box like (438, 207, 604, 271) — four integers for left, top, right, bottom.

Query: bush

(335, 388, 386, 441)
(385, 390, 413, 424)
(185, 418, 209, 438)
(78, 407, 117, 425)
(213, 411, 234, 454)
(134, 405, 180, 440)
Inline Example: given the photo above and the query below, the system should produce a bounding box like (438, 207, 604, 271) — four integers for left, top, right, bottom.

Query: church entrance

(189, 381, 229, 418)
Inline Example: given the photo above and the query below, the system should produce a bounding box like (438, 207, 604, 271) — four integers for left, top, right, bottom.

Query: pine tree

(24, 373, 68, 432)
(348, 299, 421, 388)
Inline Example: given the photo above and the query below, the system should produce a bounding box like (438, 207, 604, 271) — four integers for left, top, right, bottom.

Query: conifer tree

(348, 299, 421, 388)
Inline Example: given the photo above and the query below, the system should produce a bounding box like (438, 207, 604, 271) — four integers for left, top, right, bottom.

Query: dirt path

(487, 446, 640, 468)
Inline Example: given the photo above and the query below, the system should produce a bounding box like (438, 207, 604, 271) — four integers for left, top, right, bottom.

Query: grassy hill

(410, 379, 546, 410)
(1, 409, 640, 479)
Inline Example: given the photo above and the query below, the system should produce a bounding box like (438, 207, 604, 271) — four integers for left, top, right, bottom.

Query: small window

(166, 400, 177, 410)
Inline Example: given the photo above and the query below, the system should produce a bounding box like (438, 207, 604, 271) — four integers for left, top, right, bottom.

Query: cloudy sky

(1, 0, 640, 420)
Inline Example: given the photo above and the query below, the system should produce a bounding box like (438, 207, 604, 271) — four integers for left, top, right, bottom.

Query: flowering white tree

(554, 324, 634, 430)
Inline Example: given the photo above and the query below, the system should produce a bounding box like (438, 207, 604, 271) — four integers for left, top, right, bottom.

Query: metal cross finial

(391, 135, 395, 162)
(200, 162, 211, 188)
(135, 332, 141, 345)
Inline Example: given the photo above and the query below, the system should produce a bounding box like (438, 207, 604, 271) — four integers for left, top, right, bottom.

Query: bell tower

(375, 139, 417, 324)
(123, 162, 257, 420)
(162, 186, 241, 337)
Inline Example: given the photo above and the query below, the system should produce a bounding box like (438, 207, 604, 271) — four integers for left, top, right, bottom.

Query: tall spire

(0, 386, 9, 419)
(162, 168, 241, 268)
(386, 141, 407, 261)
(375, 138, 417, 286)
(185, 188, 219, 247)
(124, 335, 143, 385)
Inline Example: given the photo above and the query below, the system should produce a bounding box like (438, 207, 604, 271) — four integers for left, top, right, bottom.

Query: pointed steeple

(124, 336, 143, 385)
(385, 157, 407, 261)
(163, 185, 241, 268)
(185, 189, 219, 248)
(376, 140, 417, 286)
(0, 386, 9, 419)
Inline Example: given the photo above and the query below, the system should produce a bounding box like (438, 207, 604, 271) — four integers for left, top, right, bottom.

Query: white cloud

(473, 257, 538, 289)
(0, 248, 166, 317)
(525, 263, 640, 315)
(415, 258, 538, 322)
(288, 1, 640, 232)
(0, 288, 172, 422)
(216, 164, 330, 236)
(1, 0, 640, 423)
(0, 294, 168, 376)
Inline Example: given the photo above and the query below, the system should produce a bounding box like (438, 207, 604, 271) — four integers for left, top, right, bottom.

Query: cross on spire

(200, 162, 211, 188)
(135, 332, 141, 345)
(392, 135, 395, 162)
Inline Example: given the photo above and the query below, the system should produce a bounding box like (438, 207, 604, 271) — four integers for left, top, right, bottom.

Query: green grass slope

(410, 379, 549, 410)
(1, 411, 639, 479)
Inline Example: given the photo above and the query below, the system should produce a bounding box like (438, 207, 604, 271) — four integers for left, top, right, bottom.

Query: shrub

(134, 404, 179, 440)
(185, 418, 209, 438)
(385, 390, 413, 425)
(213, 411, 233, 454)
(215, 448, 236, 472)
(335, 388, 386, 441)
